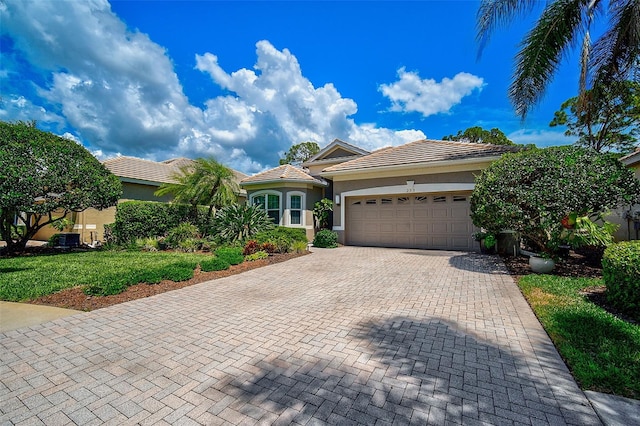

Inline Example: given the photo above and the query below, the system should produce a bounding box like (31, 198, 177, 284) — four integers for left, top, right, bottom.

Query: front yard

(509, 261, 640, 400)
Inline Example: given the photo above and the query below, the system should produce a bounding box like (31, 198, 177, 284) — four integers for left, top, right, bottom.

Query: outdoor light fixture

(335, 194, 341, 205)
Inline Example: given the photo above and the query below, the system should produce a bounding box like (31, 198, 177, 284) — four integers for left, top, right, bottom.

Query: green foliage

(602, 241, 640, 319)
(477, 0, 640, 119)
(165, 222, 200, 249)
(212, 204, 274, 243)
(137, 237, 159, 252)
(47, 233, 60, 247)
(155, 157, 239, 221)
(518, 274, 640, 398)
(244, 251, 269, 261)
(0, 251, 208, 300)
(0, 121, 121, 252)
(279, 141, 320, 165)
(242, 240, 261, 255)
(313, 198, 333, 230)
(214, 246, 244, 265)
(313, 229, 338, 248)
(550, 81, 640, 154)
(253, 226, 308, 253)
(200, 256, 230, 272)
(291, 240, 308, 254)
(111, 201, 211, 243)
(50, 217, 74, 232)
(442, 126, 514, 145)
(470, 146, 640, 255)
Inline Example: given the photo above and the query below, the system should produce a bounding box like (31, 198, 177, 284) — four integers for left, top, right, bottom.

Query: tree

(0, 121, 122, 252)
(155, 157, 239, 221)
(477, 0, 640, 118)
(470, 146, 640, 255)
(442, 126, 514, 145)
(279, 141, 320, 165)
(550, 81, 640, 153)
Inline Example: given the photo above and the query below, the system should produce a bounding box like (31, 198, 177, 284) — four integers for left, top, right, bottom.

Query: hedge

(602, 241, 640, 319)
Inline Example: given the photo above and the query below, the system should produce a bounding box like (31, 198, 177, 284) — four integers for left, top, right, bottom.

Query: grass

(518, 274, 640, 399)
(0, 250, 214, 300)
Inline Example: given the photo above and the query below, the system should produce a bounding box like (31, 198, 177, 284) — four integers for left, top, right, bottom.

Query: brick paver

(1, 247, 600, 425)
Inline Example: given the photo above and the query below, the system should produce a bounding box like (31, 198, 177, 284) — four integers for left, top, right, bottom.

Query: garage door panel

(346, 193, 475, 251)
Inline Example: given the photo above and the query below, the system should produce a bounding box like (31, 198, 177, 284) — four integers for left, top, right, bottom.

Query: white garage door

(346, 193, 475, 250)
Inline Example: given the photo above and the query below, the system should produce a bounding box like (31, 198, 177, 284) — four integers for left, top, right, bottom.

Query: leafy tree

(442, 126, 514, 145)
(279, 141, 320, 165)
(155, 157, 239, 221)
(477, 0, 640, 118)
(470, 146, 640, 255)
(550, 81, 640, 153)
(0, 121, 121, 252)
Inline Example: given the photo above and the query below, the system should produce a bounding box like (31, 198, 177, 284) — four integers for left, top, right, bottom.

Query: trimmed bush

(245, 251, 269, 261)
(313, 230, 338, 248)
(200, 257, 231, 272)
(602, 241, 640, 319)
(214, 247, 244, 265)
(165, 223, 200, 249)
(254, 226, 308, 253)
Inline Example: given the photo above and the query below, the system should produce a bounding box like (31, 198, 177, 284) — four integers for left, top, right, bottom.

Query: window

(414, 196, 428, 204)
(453, 195, 467, 202)
(290, 194, 302, 225)
(251, 192, 281, 225)
(397, 197, 409, 205)
(381, 198, 393, 205)
(365, 199, 377, 205)
(433, 196, 447, 203)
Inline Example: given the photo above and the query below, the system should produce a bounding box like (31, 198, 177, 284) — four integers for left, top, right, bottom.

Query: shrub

(200, 257, 231, 272)
(471, 146, 640, 255)
(137, 237, 159, 252)
(212, 204, 274, 243)
(243, 240, 260, 256)
(84, 280, 128, 296)
(177, 238, 201, 253)
(47, 233, 60, 247)
(291, 240, 308, 254)
(602, 241, 640, 319)
(214, 246, 244, 265)
(254, 227, 308, 253)
(245, 250, 269, 261)
(165, 222, 200, 249)
(313, 230, 338, 248)
(260, 242, 278, 254)
(313, 198, 333, 229)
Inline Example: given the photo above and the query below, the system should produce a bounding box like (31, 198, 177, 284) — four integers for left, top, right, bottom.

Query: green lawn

(518, 274, 640, 399)
(0, 250, 213, 301)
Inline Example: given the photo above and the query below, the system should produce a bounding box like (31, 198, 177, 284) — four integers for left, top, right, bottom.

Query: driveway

(0, 247, 600, 425)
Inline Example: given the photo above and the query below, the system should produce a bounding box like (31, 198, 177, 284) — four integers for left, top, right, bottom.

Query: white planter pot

(529, 256, 555, 274)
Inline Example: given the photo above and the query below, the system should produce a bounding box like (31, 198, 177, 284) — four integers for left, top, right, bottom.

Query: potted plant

(473, 231, 496, 254)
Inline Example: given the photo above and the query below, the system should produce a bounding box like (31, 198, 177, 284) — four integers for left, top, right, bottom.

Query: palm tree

(477, 0, 640, 118)
(155, 158, 240, 221)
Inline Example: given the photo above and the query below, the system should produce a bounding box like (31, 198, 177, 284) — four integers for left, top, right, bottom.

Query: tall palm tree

(155, 158, 240, 220)
(477, 0, 640, 118)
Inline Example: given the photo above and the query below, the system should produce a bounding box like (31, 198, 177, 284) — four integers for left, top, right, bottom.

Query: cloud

(507, 129, 576, 147)
(380, 67, 484, 117)
(0, 0, 425, 173)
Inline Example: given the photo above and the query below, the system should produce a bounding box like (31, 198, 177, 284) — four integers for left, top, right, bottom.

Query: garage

(346, 192, 475, 250)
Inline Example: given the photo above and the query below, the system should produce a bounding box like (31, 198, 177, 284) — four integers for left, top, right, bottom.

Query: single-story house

(241, 138, 518, 250)
(33, 157, 247, 243)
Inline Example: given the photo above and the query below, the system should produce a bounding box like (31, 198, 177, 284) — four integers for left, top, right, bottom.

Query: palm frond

(590, 0, 640, 85)
(476, 0, 539, 57)
(510, 0, 593, 118)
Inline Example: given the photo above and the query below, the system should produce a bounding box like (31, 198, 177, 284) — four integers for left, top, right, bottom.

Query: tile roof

(102, 156, 248, 193)
(303, 138, 370, 165)
(620, 147, 640, 166)
(322, 139, 519, 173)
(241, 164, 327, 186)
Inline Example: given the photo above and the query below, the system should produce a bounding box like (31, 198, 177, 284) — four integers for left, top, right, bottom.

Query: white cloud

(0, 0, 425, 173)
(380, 67, 484, 117)
(507, 129, 576, 147)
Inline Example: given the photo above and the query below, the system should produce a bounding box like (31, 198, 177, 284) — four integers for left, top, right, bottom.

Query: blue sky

(1, 0, 583, 173)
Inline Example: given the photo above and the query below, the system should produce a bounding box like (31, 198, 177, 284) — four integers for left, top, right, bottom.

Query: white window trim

(286, 191, 306, 228)
(250, 190, 283, 226)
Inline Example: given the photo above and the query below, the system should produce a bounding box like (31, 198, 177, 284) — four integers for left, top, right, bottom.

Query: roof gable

(321, 139, 519, 174)
(241, 164, 327, 187)
(303, 139, 369, 165)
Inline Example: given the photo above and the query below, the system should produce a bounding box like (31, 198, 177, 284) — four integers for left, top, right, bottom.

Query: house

(241, 138, 518, 250)
(33, 157, 247, 243)
(611, 148, 640, 241)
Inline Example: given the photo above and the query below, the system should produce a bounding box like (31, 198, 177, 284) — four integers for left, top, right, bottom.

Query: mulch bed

(28, 251, 308, 311)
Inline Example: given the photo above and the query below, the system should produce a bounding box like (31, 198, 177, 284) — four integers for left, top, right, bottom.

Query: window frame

(250, 190, 283, 226)
(286, 191, 306, 227)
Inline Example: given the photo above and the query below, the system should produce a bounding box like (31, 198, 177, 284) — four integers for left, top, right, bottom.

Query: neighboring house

(33, 157, 247, 243)
(242, 138, 517, 251)
(610, 148, 640, 241)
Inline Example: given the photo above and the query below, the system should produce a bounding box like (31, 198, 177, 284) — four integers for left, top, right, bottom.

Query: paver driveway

(1, 247, 600, 425)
